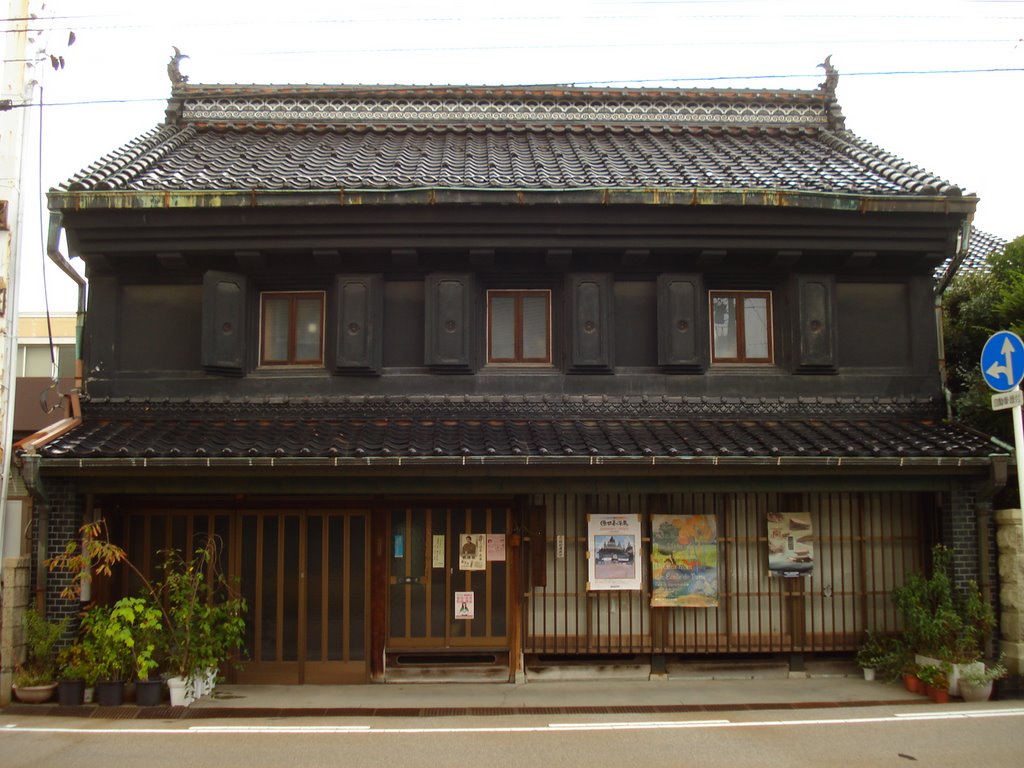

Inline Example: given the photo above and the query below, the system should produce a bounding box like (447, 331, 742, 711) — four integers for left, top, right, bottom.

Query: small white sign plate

(991, 389, 1023, 411)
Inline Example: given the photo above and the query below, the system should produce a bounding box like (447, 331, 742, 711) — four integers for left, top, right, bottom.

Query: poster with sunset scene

(650, 514, 719, 607)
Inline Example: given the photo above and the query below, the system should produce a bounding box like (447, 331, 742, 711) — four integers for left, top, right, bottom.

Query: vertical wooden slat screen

(523, 491, 930, 656)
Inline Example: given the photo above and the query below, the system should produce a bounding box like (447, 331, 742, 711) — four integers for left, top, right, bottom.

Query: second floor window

(710, 290, 773, 363)
(260, 291, 325, 366)
(487, 289, 552, 364)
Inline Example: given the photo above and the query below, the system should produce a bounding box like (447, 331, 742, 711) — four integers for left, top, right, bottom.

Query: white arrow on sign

(986, 336, 1018, 387)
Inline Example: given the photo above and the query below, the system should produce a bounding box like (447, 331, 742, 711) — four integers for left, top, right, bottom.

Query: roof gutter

(32, 453, 999, 472)
(47, 187, 980, 217)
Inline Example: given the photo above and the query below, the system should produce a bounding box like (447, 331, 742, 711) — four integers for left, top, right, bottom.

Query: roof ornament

(817, 55, 838, 99)
(168, 46, 189, 85)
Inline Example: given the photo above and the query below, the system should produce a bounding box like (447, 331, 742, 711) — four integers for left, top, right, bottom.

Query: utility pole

(0, 0, 36, 568)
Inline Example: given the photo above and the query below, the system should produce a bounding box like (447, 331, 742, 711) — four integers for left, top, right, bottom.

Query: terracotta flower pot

(903, 673, 923, 694)
(927, 685, 949, 704)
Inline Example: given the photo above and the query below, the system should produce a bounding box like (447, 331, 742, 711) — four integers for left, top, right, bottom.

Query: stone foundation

(995, 508, 1024, 676)
(1, 556, 31, 706)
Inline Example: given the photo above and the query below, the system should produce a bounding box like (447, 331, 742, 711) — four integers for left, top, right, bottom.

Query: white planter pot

(167, 676, 194, 707)
(958, 679, 993, 702)
(950, 661, 983, 698)
(862, 668, 876, 681)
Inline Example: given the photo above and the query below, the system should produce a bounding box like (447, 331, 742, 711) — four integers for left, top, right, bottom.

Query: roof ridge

(817, 129, 961, 196)
(63, 124, 197, 192)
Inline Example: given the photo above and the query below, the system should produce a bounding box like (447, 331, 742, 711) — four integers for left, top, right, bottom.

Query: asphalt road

(2, 704, 1023, 768)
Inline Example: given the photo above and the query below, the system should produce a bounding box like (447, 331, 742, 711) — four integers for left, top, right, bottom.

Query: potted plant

(855, 631, 904, 682)
(892, 544, 996, 696)
(80, 603, 135, 706)
(112, 596, 165, 706)
(161, 542, 246, 705)
(48, 521, 246, 708)
(917, 662, 950, 703)
(56, 640, 95, 706)
(11, 607, 67, 704)
(958, 657, 1007, 702)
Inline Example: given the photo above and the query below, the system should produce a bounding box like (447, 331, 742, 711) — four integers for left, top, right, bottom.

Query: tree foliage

(943, 234, 1024, 443)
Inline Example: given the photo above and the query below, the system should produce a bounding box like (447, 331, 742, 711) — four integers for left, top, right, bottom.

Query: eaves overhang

(32, 453, 997, 474)
(46, 187, 979, 216)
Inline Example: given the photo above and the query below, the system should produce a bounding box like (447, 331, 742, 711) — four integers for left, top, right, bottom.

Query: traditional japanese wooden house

(18, 60, 1003, 684)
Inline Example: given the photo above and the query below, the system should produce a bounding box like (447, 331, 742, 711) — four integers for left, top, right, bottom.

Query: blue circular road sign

(980, 330, 1024, 392)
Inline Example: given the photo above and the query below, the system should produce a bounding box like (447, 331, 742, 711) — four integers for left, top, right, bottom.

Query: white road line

(1, 708, 1022, 736)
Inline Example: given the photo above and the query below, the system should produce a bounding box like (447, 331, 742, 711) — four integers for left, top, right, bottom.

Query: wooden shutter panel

(657, 273, 705, 372)
(334, 274, 383, 374)
(791, 274, 837, 373)
(201, 270, 247, 375)
(424, 273, 474, 372)
(567, 273, 613, 373)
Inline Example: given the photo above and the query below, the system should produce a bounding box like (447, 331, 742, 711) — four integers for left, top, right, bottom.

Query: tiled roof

(934, 226, 1007, 287)
(52, 80, 966, 202)
(34, 402, 994, 463)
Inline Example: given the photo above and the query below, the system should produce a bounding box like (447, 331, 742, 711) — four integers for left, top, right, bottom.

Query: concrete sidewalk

(3, 663, 938, 719)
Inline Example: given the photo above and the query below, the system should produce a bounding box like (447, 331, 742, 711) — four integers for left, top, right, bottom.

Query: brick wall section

(942, 486, 1002, 658)
(944, 485, 980, 589)
(29, 478, 84, 629)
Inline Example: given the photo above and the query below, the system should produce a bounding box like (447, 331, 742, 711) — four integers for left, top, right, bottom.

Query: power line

(1, 67, 1020, 110)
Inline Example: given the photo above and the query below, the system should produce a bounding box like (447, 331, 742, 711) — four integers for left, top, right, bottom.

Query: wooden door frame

(369, 498, 522, 681)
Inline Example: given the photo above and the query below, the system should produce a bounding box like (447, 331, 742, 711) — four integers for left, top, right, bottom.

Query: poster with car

(651, 514, 719, 607)
(587, 514, 642, 591)
(767, 512, 814, 578)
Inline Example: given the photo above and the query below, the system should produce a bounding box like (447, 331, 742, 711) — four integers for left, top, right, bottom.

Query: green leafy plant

(48, 520, 247, 685)
(855, 631, 906, 682)
(161, 542, 246, 681)
(892, 544, 995, 663)
(916, 662, 949, 689)
(13, 607, 68, 687)
(109, 596, 164, 681)
(56, 640, 100, 686)
(79, 604, 133, 681)
(959, 657, 1008, 686)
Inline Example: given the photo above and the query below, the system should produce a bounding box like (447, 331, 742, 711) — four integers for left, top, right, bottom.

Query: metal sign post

(981, 331, 1024, 504)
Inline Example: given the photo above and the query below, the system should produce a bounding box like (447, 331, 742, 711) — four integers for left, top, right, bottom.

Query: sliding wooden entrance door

(387, 504, 510, 649)
(238, 510, 368, 683)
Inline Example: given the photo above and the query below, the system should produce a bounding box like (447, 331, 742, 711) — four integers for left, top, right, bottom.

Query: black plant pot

(135, 679, 163, 707)
(95, 680, 125, 707)
(57, 679, 85, 706)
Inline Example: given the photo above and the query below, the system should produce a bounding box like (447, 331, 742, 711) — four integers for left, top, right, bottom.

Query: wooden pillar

(369, 507, 388, 682)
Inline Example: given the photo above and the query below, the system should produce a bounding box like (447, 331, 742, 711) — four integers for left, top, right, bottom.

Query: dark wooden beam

(391, 248, 418, 266)
(845, 251, 877, 268)
(156, 251, 187, 270)
(469, 249, 495, 268)
(622, 248, 649, 266)
(698, 249, 726, 266)
(773, 250, 802, 269)
(546, 249, 572, 269)
(234, 250, 266, 270)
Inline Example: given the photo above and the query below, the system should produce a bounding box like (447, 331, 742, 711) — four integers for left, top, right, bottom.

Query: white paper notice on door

(431, 535, 445, 568)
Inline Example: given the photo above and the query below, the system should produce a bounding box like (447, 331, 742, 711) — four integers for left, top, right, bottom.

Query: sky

(7, 0, 1024, 313)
